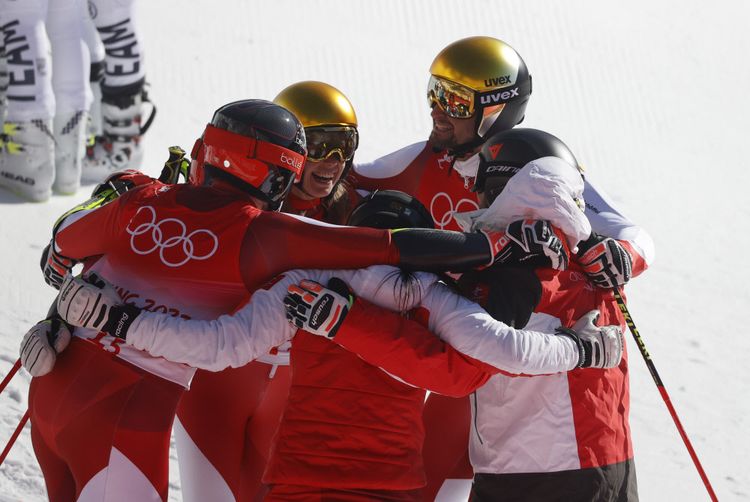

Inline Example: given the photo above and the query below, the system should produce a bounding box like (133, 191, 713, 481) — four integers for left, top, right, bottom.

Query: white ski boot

(81, 89, 155, 184)
(53, 110, 88, 195)
(0, 119, 55, 202)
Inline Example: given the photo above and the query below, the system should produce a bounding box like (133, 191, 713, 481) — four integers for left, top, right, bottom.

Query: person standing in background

(82, 0, 155, 184)
(0, 0, 92, 200)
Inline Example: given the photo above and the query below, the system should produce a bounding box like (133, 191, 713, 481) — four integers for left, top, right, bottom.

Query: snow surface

(2, 0, 749, 500)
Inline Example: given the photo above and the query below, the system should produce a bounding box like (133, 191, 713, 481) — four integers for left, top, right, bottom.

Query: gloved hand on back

(284, 278, 355, 338)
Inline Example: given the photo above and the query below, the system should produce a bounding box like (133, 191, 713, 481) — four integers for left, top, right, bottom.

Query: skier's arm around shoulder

(54, 270, 311, 371)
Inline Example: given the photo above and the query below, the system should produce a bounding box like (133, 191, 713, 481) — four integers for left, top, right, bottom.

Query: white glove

(57, 273, 139, 339)
(556, 310, 623, 369)
(19, 318, 72, 377)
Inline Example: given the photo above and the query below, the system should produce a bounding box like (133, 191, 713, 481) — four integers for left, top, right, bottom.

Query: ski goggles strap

(427, 75, 476, 119)
(202, 124, 305, 181)
(305, 126, 359, 162)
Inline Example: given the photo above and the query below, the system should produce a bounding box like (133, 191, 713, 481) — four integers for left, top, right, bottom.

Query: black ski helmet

(474, 128, 580, 205)
(347, 190, 434, 230)
(189, 99, 307, 210)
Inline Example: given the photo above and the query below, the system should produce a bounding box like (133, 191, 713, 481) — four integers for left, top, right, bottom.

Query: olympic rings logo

(430, 192, 480, 229)
(125, 206, 219, 268)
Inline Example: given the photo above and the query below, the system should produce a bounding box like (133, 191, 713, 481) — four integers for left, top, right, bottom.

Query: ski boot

(0, 119, 55, 202)
(82, 82, 156, 184)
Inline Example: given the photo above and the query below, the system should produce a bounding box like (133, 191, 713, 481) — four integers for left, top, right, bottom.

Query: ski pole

(0, 409, 30, 466)
(0, 358, 21, 396)
(612, 286, 718, 502)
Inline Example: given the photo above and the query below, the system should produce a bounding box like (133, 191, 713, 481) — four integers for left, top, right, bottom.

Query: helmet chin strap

(448, 135, 484, 160)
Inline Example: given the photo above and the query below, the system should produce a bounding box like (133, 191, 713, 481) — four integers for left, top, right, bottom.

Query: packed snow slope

(1, 0, 749, 500)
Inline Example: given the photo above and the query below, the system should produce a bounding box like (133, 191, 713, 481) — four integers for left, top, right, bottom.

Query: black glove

(40, 242, 77, 290)
(481, 219, 569, 271)
(283, 278, 354, 338)
(576, 232, 633, 288)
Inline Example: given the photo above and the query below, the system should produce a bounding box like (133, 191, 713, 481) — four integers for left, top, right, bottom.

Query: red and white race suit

(29, 180, 402, 501)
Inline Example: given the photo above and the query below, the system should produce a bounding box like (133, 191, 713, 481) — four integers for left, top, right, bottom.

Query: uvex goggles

(427, 75, 476, 119)
(305, 126, 359, 162)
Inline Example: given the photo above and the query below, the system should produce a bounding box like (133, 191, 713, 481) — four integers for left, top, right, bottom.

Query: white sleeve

(345, 265, 438, 311)
(125, 266, 436, 371)
(583, 173, 656, 266)
(353, 142, 426, 179)
(421, 282, 580, 374)
(126, 270, 313, 371)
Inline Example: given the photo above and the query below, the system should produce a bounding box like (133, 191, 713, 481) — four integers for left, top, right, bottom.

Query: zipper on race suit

(472, 391, 484, 445)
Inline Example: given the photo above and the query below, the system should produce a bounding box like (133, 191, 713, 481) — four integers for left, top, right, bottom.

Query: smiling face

(428, 103, 477, 150)
(293, 156, 347, 200)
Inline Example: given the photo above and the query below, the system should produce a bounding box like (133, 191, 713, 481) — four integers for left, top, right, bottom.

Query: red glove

(575, 232, 633, 288)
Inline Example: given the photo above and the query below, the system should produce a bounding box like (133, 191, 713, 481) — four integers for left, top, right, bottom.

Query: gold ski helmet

(274, 81, 359, 163)
(428, 36, 532, 148)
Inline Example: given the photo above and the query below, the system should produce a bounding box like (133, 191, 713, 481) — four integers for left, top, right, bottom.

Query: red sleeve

(54, 191, 135, 260)
(239, 211, 400, 290)
(334, 297, 497, 397)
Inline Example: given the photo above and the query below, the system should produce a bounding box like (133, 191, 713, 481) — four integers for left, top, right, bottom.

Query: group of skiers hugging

(17, 35, 653, 502)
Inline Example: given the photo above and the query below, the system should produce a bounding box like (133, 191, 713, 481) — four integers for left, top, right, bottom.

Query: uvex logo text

(484, 75, 512, 87)
(479, 87, 519, 105)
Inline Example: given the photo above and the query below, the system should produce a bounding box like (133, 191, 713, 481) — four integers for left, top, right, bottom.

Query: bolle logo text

(280, 152, 302, 171)
(479, 87, 519, 105)
(484, 75, 512, 87)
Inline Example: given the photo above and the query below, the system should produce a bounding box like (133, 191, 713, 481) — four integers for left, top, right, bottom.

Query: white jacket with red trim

(469, 266, 632, 475)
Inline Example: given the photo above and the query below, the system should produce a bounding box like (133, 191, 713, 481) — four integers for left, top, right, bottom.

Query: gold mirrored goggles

(427, 75, 476, 119)
(305, 126, 359, 162)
